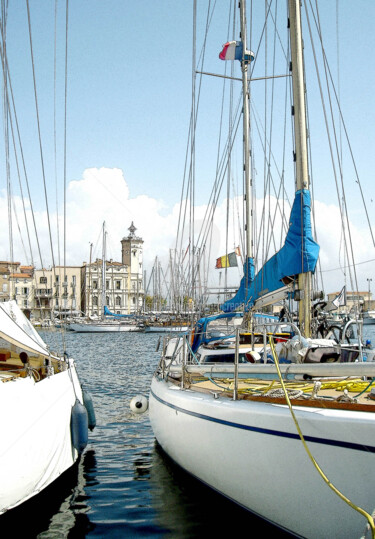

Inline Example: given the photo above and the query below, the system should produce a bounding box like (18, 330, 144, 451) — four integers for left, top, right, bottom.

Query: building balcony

(34, 290, 53, 298)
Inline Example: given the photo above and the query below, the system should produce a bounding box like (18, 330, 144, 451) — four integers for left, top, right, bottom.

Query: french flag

(219, 40, 243, 61)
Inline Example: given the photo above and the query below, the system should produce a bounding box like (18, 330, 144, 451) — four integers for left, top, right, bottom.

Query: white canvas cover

(0, 300, 49, 356)
(0, 365, 83, 513)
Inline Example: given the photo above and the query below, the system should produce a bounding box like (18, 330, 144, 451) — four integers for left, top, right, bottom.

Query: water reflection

(133, 452, 153, 481)
(1, 450, 97, 538)
(149, 442, 293, 538)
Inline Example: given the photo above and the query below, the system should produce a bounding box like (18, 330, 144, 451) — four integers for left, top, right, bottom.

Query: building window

(93, 280, 98, 289)
(40, 276, 47, 284)
(72, 275, 76, 285)
(55, 275, 59, 283)
(2, 284, 7, 292)
(116, 281, 121, 290)
(22, 287, 28, 295)
(24, 300, 28, 308)
(93, 296, 98, 306)
(116, 296, 121, 307)
(106, 280, 110, 290)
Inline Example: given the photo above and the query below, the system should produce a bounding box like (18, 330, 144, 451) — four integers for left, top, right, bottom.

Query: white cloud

(2, 167, 374, 300)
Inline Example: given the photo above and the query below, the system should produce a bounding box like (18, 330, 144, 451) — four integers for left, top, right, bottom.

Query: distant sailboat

(68, 223, 143, 333)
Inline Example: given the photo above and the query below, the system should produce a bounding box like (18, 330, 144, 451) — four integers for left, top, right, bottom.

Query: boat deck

(0, 349, 62, 382)
(170, 373, 375, 412)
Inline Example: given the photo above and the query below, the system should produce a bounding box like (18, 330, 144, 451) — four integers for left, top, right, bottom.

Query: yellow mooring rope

(269, 336, 375, 538)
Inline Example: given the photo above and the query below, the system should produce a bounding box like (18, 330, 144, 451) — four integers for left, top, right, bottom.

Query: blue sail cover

(104, 306, 134, 318)
(221, 189, 320, 312)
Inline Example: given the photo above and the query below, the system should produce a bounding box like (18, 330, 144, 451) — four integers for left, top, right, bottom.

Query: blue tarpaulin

(104, 306, 134, 318)
(221, 189, 320, 312)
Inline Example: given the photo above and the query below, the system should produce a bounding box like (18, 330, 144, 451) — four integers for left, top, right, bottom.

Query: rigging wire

(304, 1, 359, 305)
(313, 1, 359, 297)
(224, 0, 236, 299)
(61, 0, 69, 351)
(54, 0, 61, 268)
(1, 3, 12, 266)
(310, 2, 374, 251)
(0, 20, 39, 267)
(26, 0, 55, 270)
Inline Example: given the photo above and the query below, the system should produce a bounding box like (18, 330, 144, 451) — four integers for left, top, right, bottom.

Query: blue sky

(5, 1, 195, 208)
(1, 1, 375, 294)
(5, 1, 373, 208)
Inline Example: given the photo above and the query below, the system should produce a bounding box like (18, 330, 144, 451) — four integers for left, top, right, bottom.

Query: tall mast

(288, 0, 311, 336)
(88, 242, 93, 316)
(239, 0, 252, 261)
(101, 221, 106, 319)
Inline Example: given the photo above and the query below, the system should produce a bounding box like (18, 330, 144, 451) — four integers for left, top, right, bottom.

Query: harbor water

(4, 326, 375, 538)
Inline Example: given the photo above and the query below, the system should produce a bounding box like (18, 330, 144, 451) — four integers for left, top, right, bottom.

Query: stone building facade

(82, 223, 144, 316)
(0, 223, 144, 320)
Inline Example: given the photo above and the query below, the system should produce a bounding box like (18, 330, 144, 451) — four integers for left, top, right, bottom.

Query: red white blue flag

(219, 41, 242, 61)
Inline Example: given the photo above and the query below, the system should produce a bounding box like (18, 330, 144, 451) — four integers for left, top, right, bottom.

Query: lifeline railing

(156, 319, 370, 393)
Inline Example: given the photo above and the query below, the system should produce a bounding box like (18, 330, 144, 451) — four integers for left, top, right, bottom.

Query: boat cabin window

(201, 353, 250, 364)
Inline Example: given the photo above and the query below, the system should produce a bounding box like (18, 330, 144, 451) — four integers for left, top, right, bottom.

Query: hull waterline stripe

(150, 387, 375, 454)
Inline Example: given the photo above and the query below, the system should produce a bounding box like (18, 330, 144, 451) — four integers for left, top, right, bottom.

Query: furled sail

(104, 306, 134, 318)
(221, 189, 320, 312)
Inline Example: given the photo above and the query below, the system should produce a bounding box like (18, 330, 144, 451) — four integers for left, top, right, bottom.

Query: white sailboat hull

(363, 314, 375, 325)
(68, 322, 142, 332)
(0, 362, 83, 514)
(150, 376, 375, 539)
(144, 326, 189, 333)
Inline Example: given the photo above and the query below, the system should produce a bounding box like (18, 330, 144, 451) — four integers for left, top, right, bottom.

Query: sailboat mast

(101, 221, 106, 320)
(239, 0, 253, 261)
(288, 0, 311, 336)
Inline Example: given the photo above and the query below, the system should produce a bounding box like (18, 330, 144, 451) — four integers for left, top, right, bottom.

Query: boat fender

(83, 389, 96, 431)
(71, 399, 88, 454)
(245, 351, 261, 363)
(130, 395, 148, 414)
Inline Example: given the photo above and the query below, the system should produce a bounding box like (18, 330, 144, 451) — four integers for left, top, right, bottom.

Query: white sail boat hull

(0, 360, 83, 514)
(144, 325, 189, 333)
(150, 376, 375, 539)
(68, 322, 142, 332)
